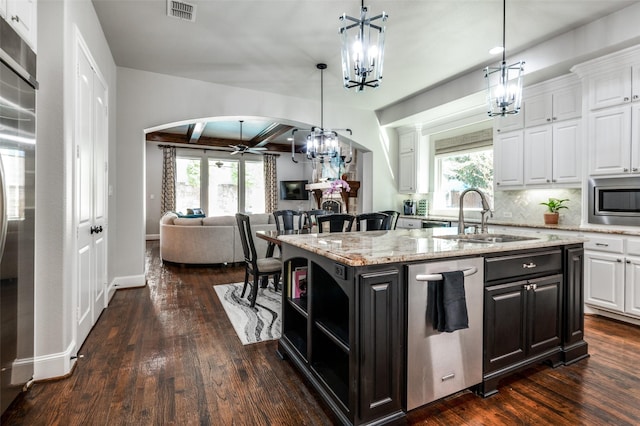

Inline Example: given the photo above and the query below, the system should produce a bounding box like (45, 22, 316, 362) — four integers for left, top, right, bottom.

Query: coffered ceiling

(92, 0, 639, 150)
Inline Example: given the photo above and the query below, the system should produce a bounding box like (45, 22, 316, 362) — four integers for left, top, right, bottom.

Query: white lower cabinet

(625, 239, 640, 317)
(584, 234, 640, 319)
(585, 250, 624, 313)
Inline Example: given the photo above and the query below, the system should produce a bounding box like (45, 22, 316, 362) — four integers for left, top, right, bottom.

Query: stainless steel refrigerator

(0, 19, 37, 414)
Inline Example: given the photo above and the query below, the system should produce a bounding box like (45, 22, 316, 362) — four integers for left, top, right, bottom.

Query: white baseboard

(33, 340, 77, 381)
(146, 234, 159, 240)
(112, 274, 146, 289)
(11, 357, 34, 385)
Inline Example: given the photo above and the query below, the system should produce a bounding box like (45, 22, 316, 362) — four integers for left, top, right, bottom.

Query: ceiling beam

(146, 131, 303, 153)
(186, 122, 206, 144)
(251, 124, 295, 147)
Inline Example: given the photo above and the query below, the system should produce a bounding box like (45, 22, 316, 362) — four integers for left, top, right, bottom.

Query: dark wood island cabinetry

(278, 244, 404, 425)
(276, 229, 588, 425)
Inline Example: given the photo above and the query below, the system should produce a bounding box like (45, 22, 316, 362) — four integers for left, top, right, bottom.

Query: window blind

(434, 128, 493, 156)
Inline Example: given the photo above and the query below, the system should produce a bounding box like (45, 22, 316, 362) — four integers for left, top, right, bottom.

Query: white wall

(35, 0, 117, 378)
(116, 67, 394, 281)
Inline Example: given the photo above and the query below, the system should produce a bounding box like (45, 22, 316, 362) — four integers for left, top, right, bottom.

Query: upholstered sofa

(159, 212, 277, 265)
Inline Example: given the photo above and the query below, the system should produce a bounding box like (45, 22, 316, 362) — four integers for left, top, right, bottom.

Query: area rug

(214, 282, 281, 345)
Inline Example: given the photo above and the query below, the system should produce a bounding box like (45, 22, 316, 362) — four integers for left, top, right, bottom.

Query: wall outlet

(503, 211, 512, 218)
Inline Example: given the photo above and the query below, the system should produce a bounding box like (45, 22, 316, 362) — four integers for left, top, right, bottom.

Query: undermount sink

(433, 233, 539, 244)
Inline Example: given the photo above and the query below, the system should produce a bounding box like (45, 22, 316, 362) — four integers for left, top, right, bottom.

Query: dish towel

(426, 270, 469, 332)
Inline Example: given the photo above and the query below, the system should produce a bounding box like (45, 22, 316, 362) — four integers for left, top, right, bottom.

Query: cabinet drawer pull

(522, 262, 537, 269)
(595, 243, 609, 247)
(11, 15, 20, 23)
(617, 259, 622, 263)
(441, 373, 456, 382)
(624, 97, 630, 101)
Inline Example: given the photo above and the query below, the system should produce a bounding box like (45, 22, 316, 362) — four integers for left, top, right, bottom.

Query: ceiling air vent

(167, 0, 196, 22)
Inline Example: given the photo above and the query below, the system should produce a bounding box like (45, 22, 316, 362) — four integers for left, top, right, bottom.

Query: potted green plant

(540, 198, 569, 225)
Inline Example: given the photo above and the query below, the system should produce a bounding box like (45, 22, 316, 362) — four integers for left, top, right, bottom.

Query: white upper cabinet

(524, 83, 581, 128)
(4, 0, 36, 51)
(573, 46, 640, 177)
(498, 74, 583, 189)
(494, 111, 524, 134)
(552, 119, 582, 184)
(524, 119, 581, 186)
(0, 0, 6, 19)
(397, 130, 429, 194)
(588, 66, 639, 110)
(588, 102, 640, 176)
(494, 130, 524, 189)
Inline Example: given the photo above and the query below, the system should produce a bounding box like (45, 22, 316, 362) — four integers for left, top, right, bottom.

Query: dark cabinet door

(484, 281, 527, 374)
(527, 274, 562, 356)
(358, 270, 402, 424)
(564, 247, 585, 346)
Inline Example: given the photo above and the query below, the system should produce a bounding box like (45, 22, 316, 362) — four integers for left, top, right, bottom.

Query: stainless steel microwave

(588, 177, 640, 226)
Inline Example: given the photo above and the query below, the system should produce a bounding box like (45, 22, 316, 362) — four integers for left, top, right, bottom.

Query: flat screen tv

(280, 180, 309, 200)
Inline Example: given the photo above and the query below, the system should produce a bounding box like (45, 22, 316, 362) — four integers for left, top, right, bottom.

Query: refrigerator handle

(0, 157, 7, 262)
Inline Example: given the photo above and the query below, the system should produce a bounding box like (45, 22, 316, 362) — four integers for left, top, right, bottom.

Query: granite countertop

(278, 228, 586, 267)
(400, 214, 640, 237)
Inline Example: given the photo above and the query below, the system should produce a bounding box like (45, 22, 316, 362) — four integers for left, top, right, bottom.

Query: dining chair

(380, 210, 400, 230)
(316, 213, 355, 233)
(235, 213, 282, 307)
(303, 209, 332, 230)
(355, 212, 391, 231)
(273, 209, 304, 231)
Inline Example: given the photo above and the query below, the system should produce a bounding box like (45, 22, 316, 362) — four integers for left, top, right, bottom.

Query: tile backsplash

(401, 188, 582, 227)
(492, 188, 582, 227)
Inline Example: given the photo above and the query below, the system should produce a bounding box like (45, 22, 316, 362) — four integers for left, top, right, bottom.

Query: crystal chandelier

(484, 0, 524, 117)
(339, 0, 388, 92)
(291, 64, 352, 163)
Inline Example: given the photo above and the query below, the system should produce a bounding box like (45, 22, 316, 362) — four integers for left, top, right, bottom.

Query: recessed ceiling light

(489, 46, 504, 55)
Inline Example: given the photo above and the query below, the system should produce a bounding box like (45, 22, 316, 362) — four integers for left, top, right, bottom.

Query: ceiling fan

(229, 120, 267, 155)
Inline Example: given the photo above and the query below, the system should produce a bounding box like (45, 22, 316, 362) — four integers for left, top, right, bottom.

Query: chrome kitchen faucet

(457, 188, 493, 234)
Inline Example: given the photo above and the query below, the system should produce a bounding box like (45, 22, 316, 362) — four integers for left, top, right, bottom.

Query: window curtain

(161, 146, 177, 214)
(263, 153, 278, 213)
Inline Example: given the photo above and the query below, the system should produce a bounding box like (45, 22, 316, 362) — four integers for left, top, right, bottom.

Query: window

(244, 160, 265, 214)
(175, 156, 201, 214)
(208, 159, 238, 216)
(175, 153, 265, 216)
(432, 130, 494, 211)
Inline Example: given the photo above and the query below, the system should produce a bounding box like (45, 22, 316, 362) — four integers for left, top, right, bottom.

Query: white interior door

(75, 39, 108, 348)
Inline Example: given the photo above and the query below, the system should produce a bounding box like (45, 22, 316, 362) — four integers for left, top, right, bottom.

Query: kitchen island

(277, 228, 588, 426)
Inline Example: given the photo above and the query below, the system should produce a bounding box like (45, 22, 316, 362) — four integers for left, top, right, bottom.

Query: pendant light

(291, 64, 353, 164)
(483, 0, 524, 117)
(339, 0, 388, 92)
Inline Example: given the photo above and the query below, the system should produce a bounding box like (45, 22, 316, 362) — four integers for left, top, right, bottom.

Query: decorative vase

(544, 212, 559, 225)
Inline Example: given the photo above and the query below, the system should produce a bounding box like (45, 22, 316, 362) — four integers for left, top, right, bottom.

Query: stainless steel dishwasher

(406, 258, 484, 411)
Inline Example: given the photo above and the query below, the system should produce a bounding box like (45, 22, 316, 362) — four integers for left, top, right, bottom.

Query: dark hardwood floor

(2, 241, 640, 425)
